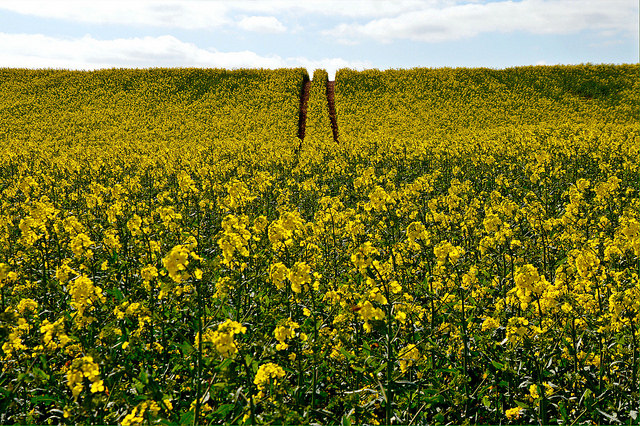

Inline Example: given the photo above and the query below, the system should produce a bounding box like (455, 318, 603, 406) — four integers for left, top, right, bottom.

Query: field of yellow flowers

(0, 64, 638, 425)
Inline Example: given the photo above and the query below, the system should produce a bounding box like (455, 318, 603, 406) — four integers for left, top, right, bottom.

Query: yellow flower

(16, 298, 38, 315)
(481, 317, 500, 332)
(56, 259, 76, 284)
(254, 362, 285, 395)
(141, 265, 158, 288)
(162, 244, 198, 283)
(433, 241, 465, 265)
(574, 249, 600, 278)
(514, 264, 548, 309)
(406, 221, 427, 249)
(198, 319, 246, 358)
(218, 214, 252, 265)
(367, 186, 390, 212)
(543, 382, 554, 396)
(253, 215, 269, 234)
(270, 262, 289, 290)
(389, 280, 402, 294)
(102, 229, 121, 250)
(358, 300, 385, 329)
(483, 212, 502, 233)
(0, 263, 18, 288)
(70, 233, 93, 257)
(529, 383, 540, 399)
(398, 344, 420, 373)
(288, 262, 311, 293)
(505, 407, 522, 420)
(40, 318, 70, 351)
(274, 319, 299, 350)
(68, 275, 105, 327)
(66, 355, 104, 400)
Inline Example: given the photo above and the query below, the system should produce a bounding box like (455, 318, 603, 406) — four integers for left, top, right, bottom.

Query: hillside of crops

(0, 64, 638, 425)
(0, 68, 306, 169)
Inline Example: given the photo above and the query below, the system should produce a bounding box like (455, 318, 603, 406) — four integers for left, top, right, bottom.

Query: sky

(0, 0, 637, 79)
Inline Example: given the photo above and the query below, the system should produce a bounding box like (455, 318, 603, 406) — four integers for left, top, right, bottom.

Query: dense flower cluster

(254, 362, 286, 399)
(66, 356, 104, 400)
(0, 65, 638, 425)
(198, 319, 246, 358)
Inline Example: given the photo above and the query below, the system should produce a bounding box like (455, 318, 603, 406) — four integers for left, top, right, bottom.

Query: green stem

(386, 297, 393, 426)
(385, 250, 396, 426)
(571, 316, 578, 374)
(311, 288, 318, 410)
(194, 277, 203, 426)
(630, 318, 638, 407)
(459, 275, 469, 417)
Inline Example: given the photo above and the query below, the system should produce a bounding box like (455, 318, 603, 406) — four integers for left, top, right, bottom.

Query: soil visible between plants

(326, 80, 339, 142)
(297, 79, 311, 140)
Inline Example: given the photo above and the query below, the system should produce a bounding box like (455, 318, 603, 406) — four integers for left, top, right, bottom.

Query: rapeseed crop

(0, 64, 638, 425)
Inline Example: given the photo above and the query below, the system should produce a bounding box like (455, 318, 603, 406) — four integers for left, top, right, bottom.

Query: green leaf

(133, 378, 145, 394)
(375, 376, 388, 403)
(30, 395, 57, 404)
(581, 388, 593, 409)
(339, 347, 355, 360)
(180, 410, 195, 425)
(362, 341, 371, 355)
(427, 394, 445, 404)
(491, 360, 504, 370)
(482, 395, 491, 408)
(139, 370, 149, 385)
(214, 403, 235, 416)
(558, 401, 568, 421)
(180, 342, 194, 356)
(244, 353, 253, 367)
(32, 367, 50, 381)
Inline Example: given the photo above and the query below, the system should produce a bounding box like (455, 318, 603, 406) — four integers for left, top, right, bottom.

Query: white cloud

(0, 1, 230, 29)
(0, 32, 368, 75)
(0, 0, 636, 42)
(237, 16, 287, 34)
(3, 0, 634, 47)
(0, 33, 284, 69)
(326, 0, 639, 43)
(0, 0, 441, 27)
(229, 0, 438, 18)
